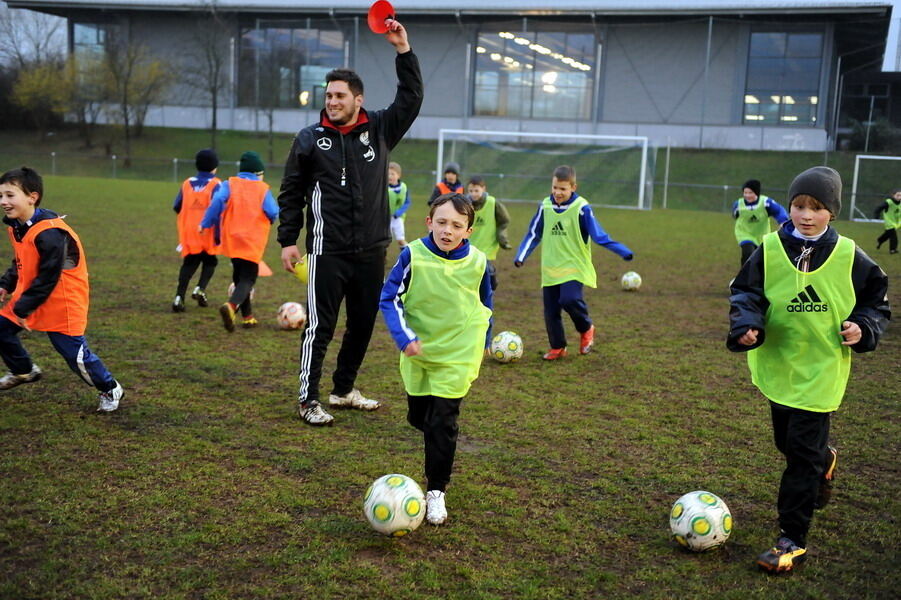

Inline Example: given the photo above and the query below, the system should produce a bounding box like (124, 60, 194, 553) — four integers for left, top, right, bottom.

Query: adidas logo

(749, 214, 759, 222)
(551, 221, 566, 235)
(786, 284, 829, 313)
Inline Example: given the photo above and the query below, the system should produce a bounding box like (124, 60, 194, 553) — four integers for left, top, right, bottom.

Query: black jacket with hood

(277, 50, 423, 256)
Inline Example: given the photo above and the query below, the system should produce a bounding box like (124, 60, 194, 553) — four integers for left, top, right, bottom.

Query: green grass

(0, 174, 897, 598)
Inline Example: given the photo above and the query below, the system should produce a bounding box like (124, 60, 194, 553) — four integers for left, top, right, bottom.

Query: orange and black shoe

(579, 325, 596, 354)
(219, 302, 236, 332)
(815, 445, 838, 509)
(757, 536, 806, 573)
(542, 347, 568, 361)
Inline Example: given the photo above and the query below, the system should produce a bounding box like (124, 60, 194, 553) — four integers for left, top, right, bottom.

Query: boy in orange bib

(201, 151, 279, 331)
(0, 167, 123, 412)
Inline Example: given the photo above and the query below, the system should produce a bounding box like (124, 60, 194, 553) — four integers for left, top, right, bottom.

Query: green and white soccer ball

(490, 330, 523, 363)
(363, 474, 425, 536)
(621, 271, 642, 291)
(669, 490, 733, 551)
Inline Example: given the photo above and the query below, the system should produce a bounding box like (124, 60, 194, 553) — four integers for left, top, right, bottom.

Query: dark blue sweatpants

(543, 280, 592, 349)
(0, 315, 117, 392)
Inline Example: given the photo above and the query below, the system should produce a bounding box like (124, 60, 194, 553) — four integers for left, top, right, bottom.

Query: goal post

(436, 129, 653, 210)
(850, 154, 901, 222)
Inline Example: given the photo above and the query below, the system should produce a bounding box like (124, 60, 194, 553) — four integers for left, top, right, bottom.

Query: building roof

(4, 0, 895, 15)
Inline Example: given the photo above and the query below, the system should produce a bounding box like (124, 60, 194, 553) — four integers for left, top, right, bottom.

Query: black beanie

(787, 166, 842, 217)
(444, 162, 460, 176)
(239, 151, 265, 174)
(742, 179, 761, 198)
(195, 148, 219, 172)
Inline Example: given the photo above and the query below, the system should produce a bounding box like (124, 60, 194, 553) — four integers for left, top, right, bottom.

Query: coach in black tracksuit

(278, 19, 423, 426)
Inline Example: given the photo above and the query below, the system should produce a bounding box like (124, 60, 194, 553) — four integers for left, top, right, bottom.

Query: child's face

(427, 201, 472, 252)
(742, 188, 759, 202)
(444, 172, 458, 185)
(551, 177, 576, 204)
(790, 199, 831, 237)
(0, 182, 38, 223)
(388, 168, 400, 185)
(893, 190, 901, 201)
(467, 183, 486, 200)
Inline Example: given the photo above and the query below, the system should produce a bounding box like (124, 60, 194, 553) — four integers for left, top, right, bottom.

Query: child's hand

(840, 320, 862, 346)
(404, 340, 422, 356)
(514, 260, 523, 268)
(737, 328, 759, 346)
(0, 288, 8, 306)
(15, 315, 30, 331)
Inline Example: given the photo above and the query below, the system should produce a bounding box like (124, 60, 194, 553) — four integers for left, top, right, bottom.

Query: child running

(0, 167, 124, 412)
(387, 161, 411, 249)
(874, 187, 901, 254)
(728, 166, 890, 573)
(380, 193, 493, 525)
(466, 175, 511, 290)
(732, 178, 789, 267)
(514, 165, 634, 360)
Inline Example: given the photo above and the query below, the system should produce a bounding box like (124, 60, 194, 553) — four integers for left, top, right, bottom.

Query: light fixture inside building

(744, 95, 759, 104)
(770, 95, 781, 104)
(490, 53, 502, 61)
(514, 37, 530, 45)
(298, 90, 310, 106)
(499, 32, 514, 39)
(543, 84, 557, 93)
(476, 46, 486, 53)
(541, 71, 558, 84)
(784, 96, 795, 104)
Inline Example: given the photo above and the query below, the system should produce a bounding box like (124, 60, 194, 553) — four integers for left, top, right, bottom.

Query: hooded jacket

(277, 51, 423, 256)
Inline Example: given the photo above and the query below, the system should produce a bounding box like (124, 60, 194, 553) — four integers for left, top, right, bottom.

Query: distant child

(387, 161, 411, 248)
(873, 187, 901, 254)
(467, 175, 511, 290)
(727, 166, 890, 574)
(514, 165, 633, 360)
(733, 179, 789, 266)
(172, 148, 221, 312)
(201, 151, 278, 332)
(0, 167, 124, 412)
(428, 162, 463, 205)
(380, 193, 493, 526)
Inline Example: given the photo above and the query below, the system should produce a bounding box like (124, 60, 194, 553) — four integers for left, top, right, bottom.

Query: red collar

(321, 110, 369, 135)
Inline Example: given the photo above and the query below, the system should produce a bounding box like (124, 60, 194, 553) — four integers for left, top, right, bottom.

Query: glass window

(744, 31, 822, 126)
(238, 23, 345, 109)
(73, 23, 119, 61)
(474, 30, 596, 120)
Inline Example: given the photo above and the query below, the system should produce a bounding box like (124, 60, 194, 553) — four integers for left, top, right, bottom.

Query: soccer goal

(850, 154, 901, 222)
(437, 129, 653, 210)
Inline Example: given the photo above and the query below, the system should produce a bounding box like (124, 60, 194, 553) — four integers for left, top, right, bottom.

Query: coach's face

(325, 81, 363, 126)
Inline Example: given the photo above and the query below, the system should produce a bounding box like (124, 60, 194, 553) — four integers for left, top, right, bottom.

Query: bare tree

(0, 3, 65, 68)
(65, 55, 108, 148)
(182, 1, 233, 150)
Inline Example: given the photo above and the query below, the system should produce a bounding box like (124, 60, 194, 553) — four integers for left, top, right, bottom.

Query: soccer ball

(276, 301, 306, 330)
(363, 474, 425, 537)
(669, 490, 733, 552)
(227, 282, 255, 300)
(490, 331, 523, 363)
(621, 271, 642, 291)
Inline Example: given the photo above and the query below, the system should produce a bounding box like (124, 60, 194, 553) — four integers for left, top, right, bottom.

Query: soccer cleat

(757, 537, 806, 573)
(172, 295, 185, 312)
(579, 324, 596, 354)
(0, 364, 42, 390)
(815, 446, 838, 509)
(191, 287, 209, 307)
(298, 401, 334, 426)
(542, 348, 567, 361)
(242, 316, 259, 329)
(97, 381, 124, 412)
(219, 303, 236, 332)
(426, 490, 447, 525)
(328, 388, 380, 411)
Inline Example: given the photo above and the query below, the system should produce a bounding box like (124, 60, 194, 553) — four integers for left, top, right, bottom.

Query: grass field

(0, 175, 898, 599)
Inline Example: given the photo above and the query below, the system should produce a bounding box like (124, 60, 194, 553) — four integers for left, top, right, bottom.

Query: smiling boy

(380, 193, 493, 526)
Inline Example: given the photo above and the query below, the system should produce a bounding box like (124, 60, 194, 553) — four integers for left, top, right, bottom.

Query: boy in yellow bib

(515, 165, 634, 359)
(380, 193, 493, 526)
(728, 166, 890, 573)
(874, 187, 901, 254)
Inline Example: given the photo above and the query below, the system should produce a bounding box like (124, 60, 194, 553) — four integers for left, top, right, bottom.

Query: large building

(8, 0, 901, 151)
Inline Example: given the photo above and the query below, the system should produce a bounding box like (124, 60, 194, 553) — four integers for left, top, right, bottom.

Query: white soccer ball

(669, 490, 733, 552)
(490, 330, 523, 363)
(621, 271, 642, 291)
(227, 282, 255, 301)
(363, 474, 425, 537)
(276, 301, 306, 330)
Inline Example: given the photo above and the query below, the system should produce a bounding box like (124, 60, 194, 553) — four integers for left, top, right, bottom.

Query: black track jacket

(277, 50, 423, 256)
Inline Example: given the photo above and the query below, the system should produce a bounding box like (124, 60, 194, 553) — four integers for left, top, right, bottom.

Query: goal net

(850, 154, 901, 222)
(436, 129, 653, 210)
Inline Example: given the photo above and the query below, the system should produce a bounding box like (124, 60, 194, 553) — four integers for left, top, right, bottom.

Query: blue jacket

(514, 193, 634, 264)
(380, 234, 493, 351)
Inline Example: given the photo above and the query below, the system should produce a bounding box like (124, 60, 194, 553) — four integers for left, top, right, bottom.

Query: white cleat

(298, 401, 335, 426)
(328, 388, 380, 411)
(97, 381, 124, 412)
(426, 490, 447, 525)
(0, 364, 42, 390)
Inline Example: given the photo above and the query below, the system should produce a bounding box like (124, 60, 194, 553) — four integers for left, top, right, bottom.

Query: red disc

(368, 0, 395, 34)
